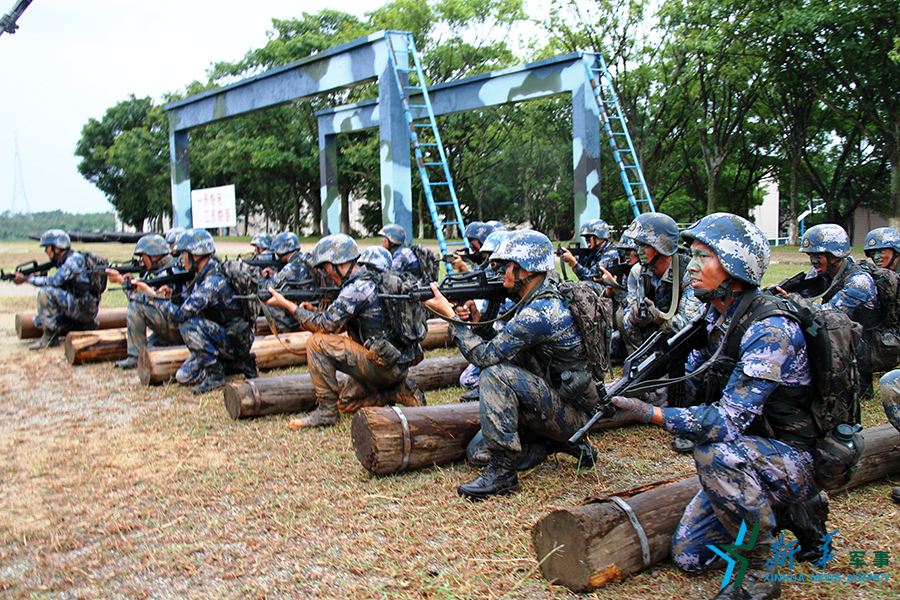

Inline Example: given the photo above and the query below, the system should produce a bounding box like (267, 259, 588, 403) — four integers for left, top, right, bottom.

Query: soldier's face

(381, 237, 391, 250)
(687, 241, 729, 291)
(871, 248, 897, 269)
(808, 252, 834, 275)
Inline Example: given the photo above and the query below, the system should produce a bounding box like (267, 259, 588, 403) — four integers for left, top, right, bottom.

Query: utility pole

(11, 135, 32, 218)
(0, 0, 34, 37)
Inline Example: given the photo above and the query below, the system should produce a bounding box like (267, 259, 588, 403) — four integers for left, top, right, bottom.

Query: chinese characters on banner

(191, 185, 237, 229)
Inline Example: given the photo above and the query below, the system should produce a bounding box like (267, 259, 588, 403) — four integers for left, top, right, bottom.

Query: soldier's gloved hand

(630, 299, 660, 325)
(609, 395, 654, 423)
(640, 389, 668, 407)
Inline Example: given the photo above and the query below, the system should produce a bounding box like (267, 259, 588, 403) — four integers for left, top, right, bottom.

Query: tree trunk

(789, 142, 801, 245)
(351, 405, 633, 476)
(138, 320, 454, 386)
(16, 307, 128, 340)
(223, 354, 469, 419)
(65, 317, 275, 366)
(532, 424, 900, 593)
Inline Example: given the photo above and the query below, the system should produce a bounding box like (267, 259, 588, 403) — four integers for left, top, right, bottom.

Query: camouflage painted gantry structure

(165, 30, 651, 238)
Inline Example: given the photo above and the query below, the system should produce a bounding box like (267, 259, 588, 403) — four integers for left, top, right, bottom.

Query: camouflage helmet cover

(357, 245, 393, 272)
(484, 220, 506, 232)
(490, 229, 556, 272)
(480, 231, 509, 255)
(164, 227, 185, 245)
(616, 235, 638, 250)
(39, 229, 71, 250)
(272, 231, 301, 255)
(180, 229, 216, 256)
(464, 221, 492, 244)
(681, 213, 771, 286)
(579, 218, 610, 240)
(378, 223, 407, 245)
(251, 232, 274, 249)
(312, 233, 360, 267)
(864, 227, 900, 252)
(800, 224, 851, 258)
(622, 212, 679, 256)
(133, 234, 169, 257)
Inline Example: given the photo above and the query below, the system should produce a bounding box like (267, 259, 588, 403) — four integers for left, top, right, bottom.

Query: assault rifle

(95, 260, 148, 276)
(569, 312, 709, 444)
(122, 268, 195, 300)
(241, 255, 284, 271)
(762, 271, 829, 298)
(237, 279, 341, 304)
(442, 250, 482, 265)
(379, 270, 509, 304)
(1, 258, 56, 281)
(555, 242, 593, 260)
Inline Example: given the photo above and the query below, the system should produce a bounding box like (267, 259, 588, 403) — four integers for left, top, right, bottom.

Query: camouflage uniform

(154, 258, 254, 386)
(621, 258, 701, 347)
(864, 227, 900, 272)
(30, 250, 99, 334)
(122, 257, 186, 362)
(570, 219, 620, 282)
(667, 290, 818, 572)
(389, 245, 420, 277)
(883, 369, 900, 434)
(264, 252, 312, 334)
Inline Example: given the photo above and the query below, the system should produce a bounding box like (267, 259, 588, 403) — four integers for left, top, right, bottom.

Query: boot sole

(457, 483, 520, 502)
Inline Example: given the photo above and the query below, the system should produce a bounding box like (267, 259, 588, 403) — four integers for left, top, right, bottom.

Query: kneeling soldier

(266, 233, 425, 429)
(425, 230, 598, 501)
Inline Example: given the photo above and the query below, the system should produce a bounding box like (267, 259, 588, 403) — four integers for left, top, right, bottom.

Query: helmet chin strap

(338, 259, 358, 286)
(693, 276, 741, 303)
(509, 265, 543, 296)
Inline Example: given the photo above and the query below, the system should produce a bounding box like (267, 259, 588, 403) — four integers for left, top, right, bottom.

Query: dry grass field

(0, 240, 897, 599)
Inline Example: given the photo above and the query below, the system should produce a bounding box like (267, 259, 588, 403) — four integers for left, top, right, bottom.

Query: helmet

(133, 234, 169, 257)
(579, 219, 610, 240)
(485, 220, 506, 232)
(272, 231, 301, 256)
(681, 213, 771, 286)
(800, 224, 851, 258)
(617, 235, 637, 250)
(864, 227, 900, 252)
(358, 246, 393, 272)
(251, 232, 274, 249)
(622, 213, 679, 256)
(39, 229, 70, 250)
(311, 233, 360, 267)
(164, 227, 185, 245)
(480, 231, 509, 255)
(176, 229, 215, 256)
(490, 229, 556, 272)
(378, 223, 407, 246)
(464, 221, 492, 244)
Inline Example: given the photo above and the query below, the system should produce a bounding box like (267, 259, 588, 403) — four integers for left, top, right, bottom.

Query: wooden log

(531, 423, 900, 593)
(352, 402, 482, 475)
(138, 320, 454, 386)
(16, 307, 127, 339)
(223, 354, 470, 419)
(351, 403, 630, 476)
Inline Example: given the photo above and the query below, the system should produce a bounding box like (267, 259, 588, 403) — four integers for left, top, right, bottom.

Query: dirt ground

(0, 242, 898, 599)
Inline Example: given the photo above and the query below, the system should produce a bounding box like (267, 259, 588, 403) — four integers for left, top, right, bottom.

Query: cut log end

(223, 384, 243, 420)
(351, 408, 384, 474)
(532, 510, 593, 593)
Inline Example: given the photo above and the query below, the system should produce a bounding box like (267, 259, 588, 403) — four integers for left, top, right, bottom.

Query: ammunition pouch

(365, 336, 402, 369)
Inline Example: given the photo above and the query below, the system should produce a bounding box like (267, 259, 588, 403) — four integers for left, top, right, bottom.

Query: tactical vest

(702, 295, 819, 451)
(822, 260, 880, 329)
(191, 260, 250, 348)
(348, 269, 392, 345)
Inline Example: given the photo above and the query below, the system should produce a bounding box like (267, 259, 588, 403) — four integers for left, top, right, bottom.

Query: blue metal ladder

(385, 31, 469, 259)
(583, 53, 655, 218)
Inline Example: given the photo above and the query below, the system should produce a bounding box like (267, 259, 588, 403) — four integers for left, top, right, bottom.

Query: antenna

(11, 135, 32, 218)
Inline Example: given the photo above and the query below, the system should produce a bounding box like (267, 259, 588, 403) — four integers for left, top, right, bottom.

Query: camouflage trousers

(306, 333, 408, 406)
(176, 317, 252, 384)
(478, 363, 589, 454)
(264, 306, 303, 334)
(670, 436, 817, 573)
(881, 369, 900, 433)
(32, 287, 98, 333)
(125, 300, 183, 360)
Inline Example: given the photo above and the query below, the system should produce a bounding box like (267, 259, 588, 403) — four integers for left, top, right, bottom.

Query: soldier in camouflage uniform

(258, 232, 314, 334)
(864, 227, 900, 272)
(357, 245, 393, 273)
(880, 369, 900, 503)
(447, 221, 498, 273)
(621, 212, 701, 351)
(378, 223, 421, 279)
(164, 227, 185, 254)
(136, 229, 257, 394)
(250, 232, 275, 258)
(13, 229, 100, 350)
(424, 230, 598, 501)
(800, 224, 879, 396)
(266, 233, 425, 429)
(107, 234, 184, 369)
(609, 214, 822, 600)
(558, 218, 619, 282)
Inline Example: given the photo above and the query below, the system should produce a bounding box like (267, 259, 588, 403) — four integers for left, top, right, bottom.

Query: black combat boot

(29, 329, 59, 350)
(460, 387, 480, 401)
(192, 363, 227, 395)
(546, 439, 598, 469)
(711, 540, 780, 600)
(289, 398, 340, 428)
(115, 355, 139, 370)
(457, 451, 519, 501)
(774, 492, 829, 563)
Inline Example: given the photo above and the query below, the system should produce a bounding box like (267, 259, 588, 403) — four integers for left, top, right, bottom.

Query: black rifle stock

(379, 270, 508, 303)
(1, 258, 56, 281)
(238, 279, 340, 304)
(568, 312, 708, 444)
(762, 271, 829, 298)
(95, 260, 148, 276)
(441, 250, 482, 265)
(241, 256, 284, 271)
(123, 268, 195, 300)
